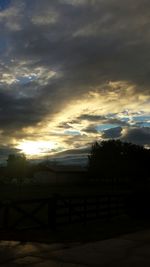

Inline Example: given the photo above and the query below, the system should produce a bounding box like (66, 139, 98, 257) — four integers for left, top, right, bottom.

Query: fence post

(48, 195, 57, 231)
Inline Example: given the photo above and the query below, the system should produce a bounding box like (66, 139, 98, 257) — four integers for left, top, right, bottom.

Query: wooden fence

(0, 193, 128, 230)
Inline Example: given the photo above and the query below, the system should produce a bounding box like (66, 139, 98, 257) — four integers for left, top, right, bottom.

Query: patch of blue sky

(17, 74, 37, 85)
(132, 116, 150, 122)
(143, 122, 150, 127)
(64, 130, 81, 135)
(107, 114, 130, 123)
(96, 124, 119, 132)
(137, 122, 150, 127)
(0, 0, 11, 11)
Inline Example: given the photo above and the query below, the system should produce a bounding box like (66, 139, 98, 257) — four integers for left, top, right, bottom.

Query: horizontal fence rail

(0, 193, 129, 230)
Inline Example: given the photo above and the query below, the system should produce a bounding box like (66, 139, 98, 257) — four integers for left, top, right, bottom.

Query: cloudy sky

(0, 0, 150, 164)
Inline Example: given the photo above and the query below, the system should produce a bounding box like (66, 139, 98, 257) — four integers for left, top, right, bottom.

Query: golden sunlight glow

(17, 140, 56, 157)
(16, 81, 150, 155)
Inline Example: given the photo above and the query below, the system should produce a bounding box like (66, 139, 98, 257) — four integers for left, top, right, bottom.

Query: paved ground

(1, 229, 150, 266)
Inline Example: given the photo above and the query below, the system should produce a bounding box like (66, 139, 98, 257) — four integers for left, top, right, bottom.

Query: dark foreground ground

(1, 222, 150, 266)
(1, 184, 150, 265)
(1, 214, 150, 244)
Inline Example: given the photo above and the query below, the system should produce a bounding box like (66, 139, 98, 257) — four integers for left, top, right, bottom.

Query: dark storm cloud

(102, 126, 122, 139)
(78, 114, 105, 121)
(122, 127, 150, 146)
(78, 114, 129, 126)
(101, 125, 150, 146)
(9, 0, 150, 93)
(0, 90, 47, 131)
(82, 125, 98, 134)
(106, 118, 129, 127)
(0, 0, 149, 159)
(57, 122, 73, 129)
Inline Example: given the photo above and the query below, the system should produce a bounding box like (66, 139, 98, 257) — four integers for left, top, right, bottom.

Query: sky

(0, 0, 150, 164)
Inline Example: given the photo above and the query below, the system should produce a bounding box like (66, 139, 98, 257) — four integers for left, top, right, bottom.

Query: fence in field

(0, 193, 128, 230)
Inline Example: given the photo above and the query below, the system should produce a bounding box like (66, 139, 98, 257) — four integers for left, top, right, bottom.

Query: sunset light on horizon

(16, 140, 57, 158)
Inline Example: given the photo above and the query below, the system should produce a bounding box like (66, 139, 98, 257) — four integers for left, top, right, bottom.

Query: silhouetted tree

(88, 140, 149, 189)
(7, 154, 28, 184)
(88, 140, 150, 218)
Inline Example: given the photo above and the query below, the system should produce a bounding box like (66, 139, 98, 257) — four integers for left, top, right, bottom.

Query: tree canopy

(6, 153, 28, 181)
(88, 140, 150, 185)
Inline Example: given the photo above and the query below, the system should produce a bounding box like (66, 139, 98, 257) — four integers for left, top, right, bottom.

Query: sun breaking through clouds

(0, 0, 149, 164)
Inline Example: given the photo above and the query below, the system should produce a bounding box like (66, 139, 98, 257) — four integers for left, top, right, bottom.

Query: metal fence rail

(0, 193, 128, 230)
